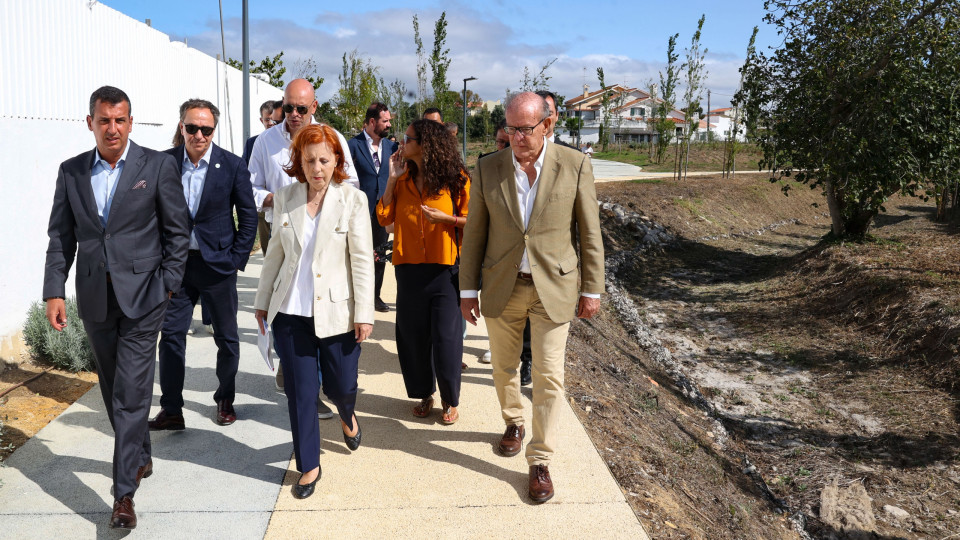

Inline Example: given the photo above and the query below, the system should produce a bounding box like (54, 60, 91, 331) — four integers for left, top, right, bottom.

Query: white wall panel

(0, 0, 283, 337)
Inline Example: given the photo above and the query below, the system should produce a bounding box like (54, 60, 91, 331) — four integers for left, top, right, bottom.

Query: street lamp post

(462, 76, 476, 162)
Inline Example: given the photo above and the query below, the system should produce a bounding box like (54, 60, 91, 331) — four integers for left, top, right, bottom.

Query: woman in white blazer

(254, 124, 374, 499)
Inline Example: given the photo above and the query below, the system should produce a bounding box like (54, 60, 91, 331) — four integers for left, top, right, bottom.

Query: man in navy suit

(43, 86, 191, 528)
(348, 102, 397, 312)
(150, 99, 258, 430)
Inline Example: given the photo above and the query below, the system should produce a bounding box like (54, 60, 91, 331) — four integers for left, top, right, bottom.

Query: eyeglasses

(404, 134, 418, 144)
(503, 118, 545, 137)
(183, 124, 215, 137)
(282, 104, 310, 115)
(262, 118, 277, 127)
(495, 139, 510, 149)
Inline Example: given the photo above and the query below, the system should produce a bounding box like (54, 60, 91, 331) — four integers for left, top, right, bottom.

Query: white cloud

(178, 7, 745, 110)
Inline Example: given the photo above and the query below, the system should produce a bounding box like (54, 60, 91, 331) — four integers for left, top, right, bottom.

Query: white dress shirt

(461, 138, 599, 300)
(249, 120, 359, 223)
(277, 208, 320, 317)
(181, 143, 213, 250)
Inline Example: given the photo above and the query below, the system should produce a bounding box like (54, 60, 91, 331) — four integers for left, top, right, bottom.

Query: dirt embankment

(565, 175, 960, 538)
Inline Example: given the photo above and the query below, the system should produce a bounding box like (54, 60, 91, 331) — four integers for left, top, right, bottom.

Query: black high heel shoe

(343, 417, 362, 451)
(294, 466, 321, 499)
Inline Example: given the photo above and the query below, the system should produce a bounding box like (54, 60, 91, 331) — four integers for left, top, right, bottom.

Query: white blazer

(254, 180, 375, 338)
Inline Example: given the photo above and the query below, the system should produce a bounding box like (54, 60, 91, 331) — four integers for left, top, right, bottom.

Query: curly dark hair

(406, 119, 468, 199)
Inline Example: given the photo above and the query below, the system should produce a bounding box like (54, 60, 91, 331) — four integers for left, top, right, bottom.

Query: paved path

(591, 158, 765, 182)
(0, 255, 649, 539)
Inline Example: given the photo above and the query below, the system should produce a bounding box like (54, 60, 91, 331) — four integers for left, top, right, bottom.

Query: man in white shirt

(248, 78, 358, 416)
(460, 92, 604, 504)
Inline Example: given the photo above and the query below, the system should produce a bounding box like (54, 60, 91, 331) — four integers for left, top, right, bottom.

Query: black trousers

(158, 252, 240, 415)
(82, 282, 167, 500)
(272, 314, 360, 473)
(371, 212, 388, 301)
(394, 263, 463, 406)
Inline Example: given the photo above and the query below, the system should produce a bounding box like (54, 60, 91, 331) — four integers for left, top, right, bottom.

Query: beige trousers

(486, 278, 570, 466)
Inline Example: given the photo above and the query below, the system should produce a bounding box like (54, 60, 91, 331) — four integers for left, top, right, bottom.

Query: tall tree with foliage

(227, 52, 286, 89)
(429, 12, 453, 121)
(676, 14, 707, 181)
(335, 49, 385, 133)
(741, 0, 958, 239)
(654, 34, 680, 164)
(412, 14, 428, 118)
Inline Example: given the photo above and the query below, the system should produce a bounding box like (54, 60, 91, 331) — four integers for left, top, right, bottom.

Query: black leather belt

(517, 272, 533, 280)
(188, 249, 202, 256)
(105, 272, 112, 283)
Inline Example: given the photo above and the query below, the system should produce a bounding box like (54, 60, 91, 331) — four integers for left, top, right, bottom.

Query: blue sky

(102, 0, 775, 107)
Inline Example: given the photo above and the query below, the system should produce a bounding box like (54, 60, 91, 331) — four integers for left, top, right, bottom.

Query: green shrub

(22, 298, 95, 372)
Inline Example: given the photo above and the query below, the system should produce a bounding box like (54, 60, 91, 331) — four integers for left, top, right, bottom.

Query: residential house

(563, 84, 686, 146)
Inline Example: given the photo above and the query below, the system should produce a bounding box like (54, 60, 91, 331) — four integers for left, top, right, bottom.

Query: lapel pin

(215, 163, 221, 168)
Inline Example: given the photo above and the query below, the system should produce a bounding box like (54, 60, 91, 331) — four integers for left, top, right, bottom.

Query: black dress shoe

(293, 467, 321, 499)
(148, 410, 185, 431)
(520, 357, 532, 386)
(110, 496, 136, 529)
(343, 419, 362, 451)
(375, 298, 390, 312)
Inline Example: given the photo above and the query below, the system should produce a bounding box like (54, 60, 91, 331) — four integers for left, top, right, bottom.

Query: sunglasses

(404, 134, 418, 144)
(183, 124, 215, 137)
(282, 104, 311, 115)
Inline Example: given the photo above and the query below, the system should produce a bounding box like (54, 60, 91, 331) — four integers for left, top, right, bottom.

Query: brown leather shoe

(148, 410, 185, 431)
(135, 459, 153, 486)
(498, 424, 525, 456)
(216, 400, 236, 425)
(110, 496, 136, 529)
(528, 464, 554, 503)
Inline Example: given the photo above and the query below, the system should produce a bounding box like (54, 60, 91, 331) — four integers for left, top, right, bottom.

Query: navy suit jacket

(347, 132, 397, 215)
(43, 141, 191, 322)
(242, 135, 258, 165)
(164, 144, 258, 275)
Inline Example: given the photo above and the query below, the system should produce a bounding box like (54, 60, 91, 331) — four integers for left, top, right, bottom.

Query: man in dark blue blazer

(348, 102, 397, 312)
(150, 99, 258, 431)
(43, 86, 191, 529)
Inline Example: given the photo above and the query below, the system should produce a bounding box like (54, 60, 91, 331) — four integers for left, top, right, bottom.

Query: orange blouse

(376, 171, 470, 266)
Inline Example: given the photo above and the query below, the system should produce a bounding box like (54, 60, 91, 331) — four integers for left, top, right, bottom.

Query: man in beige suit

(460, 92, 604, 503)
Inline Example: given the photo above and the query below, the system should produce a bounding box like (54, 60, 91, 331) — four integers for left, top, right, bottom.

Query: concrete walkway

(591, 157, 765, 182)
(0, 255, 649, 539)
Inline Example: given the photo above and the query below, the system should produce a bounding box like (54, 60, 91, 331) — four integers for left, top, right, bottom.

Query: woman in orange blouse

(377, 119, 469, 424)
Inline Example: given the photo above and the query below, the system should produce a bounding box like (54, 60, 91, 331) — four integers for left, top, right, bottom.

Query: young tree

(519, 58, 558, 91)
(677, 15, 707, 181)
(290, 56, 324, 91)
(654, 34, 680, 164)
(596, 68, 613, 152)
(724, 27, 758, 179)
(429, 12, 453, 121)
(412, 14, 428, 118)
(335, 49, 384, 133)
(227, 52, 286, 89)
(741, 0, 958, 239)
(490, 103, 505, 131)
(385, 78, 412, 133)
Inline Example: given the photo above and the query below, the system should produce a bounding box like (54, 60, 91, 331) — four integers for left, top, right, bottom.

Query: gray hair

(504, 92, 550, 121)
(178, 98, 220, 127)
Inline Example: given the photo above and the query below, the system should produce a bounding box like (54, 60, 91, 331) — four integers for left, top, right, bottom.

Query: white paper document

(258, 323, 275, 372)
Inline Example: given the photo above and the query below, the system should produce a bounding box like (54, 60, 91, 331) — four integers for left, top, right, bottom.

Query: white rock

(883, 505, 909, 519)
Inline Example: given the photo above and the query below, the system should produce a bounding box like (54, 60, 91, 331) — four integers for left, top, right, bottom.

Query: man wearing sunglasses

(243, 100, 284, 257)
(248, 78, 359, 410)
(149, 99, 257, 432)
(460, 92, 604, 504)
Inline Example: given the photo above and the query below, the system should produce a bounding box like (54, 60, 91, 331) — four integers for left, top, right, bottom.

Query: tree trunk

(824, 178, 846, 237)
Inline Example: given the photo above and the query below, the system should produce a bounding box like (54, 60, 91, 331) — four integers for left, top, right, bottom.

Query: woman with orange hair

(254, 124, 374, 499)
(377, 119, 470, 425)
